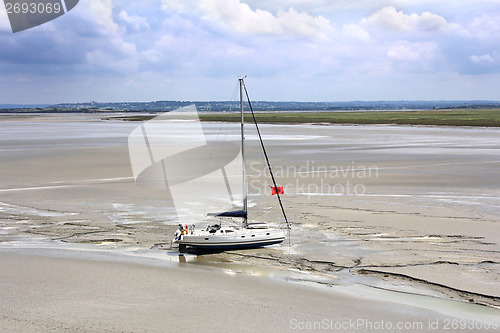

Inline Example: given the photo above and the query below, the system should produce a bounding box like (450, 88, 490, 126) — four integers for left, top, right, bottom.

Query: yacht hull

(175, 229, 286, 251)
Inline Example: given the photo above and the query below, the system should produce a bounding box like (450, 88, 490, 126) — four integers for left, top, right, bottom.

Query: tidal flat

(1, 113, 499, 331)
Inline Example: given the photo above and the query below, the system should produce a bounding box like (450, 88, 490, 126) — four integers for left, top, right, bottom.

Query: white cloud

(161, 1, 192, 13)
(0, 0, 141, 74)
(342, 24, 370, 42)
(468, 15, 500, 40)
(162, 0, 332, 38)
(88, 0, 119, 34)
(117, 10, 150, 31)
(365, 6, 448, 32)
(387, 41, 438, 62)
(86, 45, 139, 73)
(470, 54, 494, 65)
(73, 1, 141, 73)
(3, 0, 500, 103)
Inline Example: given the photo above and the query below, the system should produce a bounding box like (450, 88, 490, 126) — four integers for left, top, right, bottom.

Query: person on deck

(174, 224, 183, 240)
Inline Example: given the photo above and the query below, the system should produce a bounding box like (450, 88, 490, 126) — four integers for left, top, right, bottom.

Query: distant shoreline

(100, 108, 500, 128)
(2, 99, 500, 113)
(3, 107, 500, 127)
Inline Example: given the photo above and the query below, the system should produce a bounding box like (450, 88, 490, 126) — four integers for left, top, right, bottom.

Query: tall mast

(240, 78, 248, 227)
(241, 79, 290, 231)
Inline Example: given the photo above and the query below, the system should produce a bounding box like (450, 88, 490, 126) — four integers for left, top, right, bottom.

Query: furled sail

(207, 210, 247, 218)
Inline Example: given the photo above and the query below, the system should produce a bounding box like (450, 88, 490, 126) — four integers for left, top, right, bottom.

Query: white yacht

(174, 77, 289, 253)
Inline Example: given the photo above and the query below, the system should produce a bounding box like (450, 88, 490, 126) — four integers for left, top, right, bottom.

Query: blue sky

(1, 0, 499, 103)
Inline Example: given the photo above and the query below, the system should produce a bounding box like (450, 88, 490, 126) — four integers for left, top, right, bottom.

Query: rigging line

(241, 79, 290, 231)
(252, 200, 278, 220)
(230, 81, 240, 111)
(212, 81, 240, 149)
(255, 203, 288, 231)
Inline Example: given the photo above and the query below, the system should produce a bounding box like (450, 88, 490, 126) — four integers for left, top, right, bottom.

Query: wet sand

(5, 251, 498, 333)
(1, 113, 499, 331)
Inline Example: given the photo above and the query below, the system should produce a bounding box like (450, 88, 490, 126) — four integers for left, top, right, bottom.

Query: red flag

(270, 186, 284, 195)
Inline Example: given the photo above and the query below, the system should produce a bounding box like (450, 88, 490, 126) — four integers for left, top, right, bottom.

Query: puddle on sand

(0, 201, 78, 217)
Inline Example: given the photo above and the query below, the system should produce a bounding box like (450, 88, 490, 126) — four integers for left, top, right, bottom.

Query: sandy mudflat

(1, 114, 500, 331)
(2, 252, 499, 333)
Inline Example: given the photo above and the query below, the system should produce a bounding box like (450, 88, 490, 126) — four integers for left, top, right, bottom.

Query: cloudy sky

(1, 0, 499, 103)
